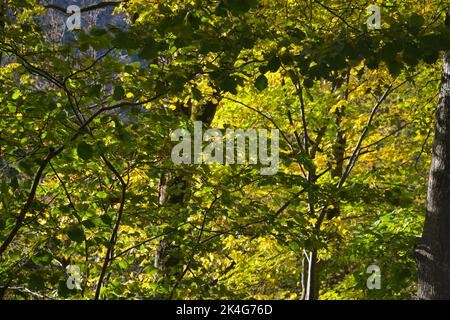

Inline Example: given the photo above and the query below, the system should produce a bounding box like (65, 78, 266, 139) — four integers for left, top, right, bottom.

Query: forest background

(1, 0, 449, 300)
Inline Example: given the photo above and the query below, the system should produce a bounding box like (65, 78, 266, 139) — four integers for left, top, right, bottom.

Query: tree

(0, 0, 449, 301)
(416, 9, 450, 300)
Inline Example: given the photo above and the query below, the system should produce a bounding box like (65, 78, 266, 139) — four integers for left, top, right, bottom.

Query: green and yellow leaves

(32, 251, 53, 266)
(0, 0, 443, 301)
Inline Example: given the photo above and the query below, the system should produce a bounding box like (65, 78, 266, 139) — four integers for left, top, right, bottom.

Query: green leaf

(88, 84, 102, 97)
(224, 0, 258, 15)
(254, 75, 268, 91)
(12, 91, 21, 100)
(29, 273, 45, 290)
(379, 43, 399, 63)
(97, 191, 108, 199)
(407, 13, 425, 29)
(139, 39, 158, 60)
(267, 57, 281, 72)
(298, 151, 316, 171)
(113, 86, 125, 100)
(7, 104, 16, 113)
(388, 60, 402, 77)
(118, 260, 128, 269)
(289, 241, 301, 252)
(48, 101, 58, 110)
(366, 56, 380, 70)
(403, 43, 420, 66)
(58, 280, 71, 298)
(169, 74, 187, 94)
(82, 219, 96, 229)
(422, 50, 439, 64)
(67, 225, 85, 243)
(259, 65, 269, 74)
(32, 251, 53, 265)
(100, 214, 113, 226)
(77, 142, 94, 161)
(220, 75, 240, 94)
(191, 87, 203, 101)
(113, 31, 139, 49)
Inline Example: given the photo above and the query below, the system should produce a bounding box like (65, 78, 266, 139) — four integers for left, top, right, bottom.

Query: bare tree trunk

(302, 249, 319, 300)
(302, 166, 321, 300)
(416, 24, 450, 298)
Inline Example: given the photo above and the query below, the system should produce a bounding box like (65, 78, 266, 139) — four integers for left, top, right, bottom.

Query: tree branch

(337, 85, 393, 189)
(43, 1, 126, 14)
(0, 148, 60, 257)
(94, 154, 127, 300)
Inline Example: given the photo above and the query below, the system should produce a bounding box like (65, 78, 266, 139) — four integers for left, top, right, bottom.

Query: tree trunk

(302, 249, 320, 300)
(416, 47, 450, 299)
(153, 99, 219, 298)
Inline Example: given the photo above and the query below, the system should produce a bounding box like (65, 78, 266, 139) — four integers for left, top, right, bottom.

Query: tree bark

(302, 249, 320, 300)
(416, 45, 450, 299)
(0, 0, 5, 66)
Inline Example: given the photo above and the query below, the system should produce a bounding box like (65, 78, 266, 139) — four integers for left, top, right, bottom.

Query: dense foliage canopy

(1, 0, 449, 300)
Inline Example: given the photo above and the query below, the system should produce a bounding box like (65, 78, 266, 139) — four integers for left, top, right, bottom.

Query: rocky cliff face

(41, 1, 127, 43)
